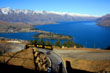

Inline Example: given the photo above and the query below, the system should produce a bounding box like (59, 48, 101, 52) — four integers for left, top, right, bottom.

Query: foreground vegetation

(29, 39, 83, 48)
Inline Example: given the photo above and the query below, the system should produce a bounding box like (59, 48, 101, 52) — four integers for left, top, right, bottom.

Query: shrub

(29, 39, 39, 45)
(66, 40, 75, 48)
(62, 41, 67, 47)
(39, 39, 45, 45)
(54, 40, 62, 48)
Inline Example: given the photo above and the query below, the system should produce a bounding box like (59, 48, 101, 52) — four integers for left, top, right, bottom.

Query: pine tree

(39, 39, 44, 45)
(63, 41, 67, 47)
(54, 40, 62, 48)
(29, 40, 34, 45)
(66, 40, 75, 48)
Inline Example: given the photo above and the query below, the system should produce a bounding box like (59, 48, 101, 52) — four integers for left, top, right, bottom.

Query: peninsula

(0, 20, 73, 40)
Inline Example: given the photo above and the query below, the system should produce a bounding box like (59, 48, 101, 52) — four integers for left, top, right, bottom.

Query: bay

(0, 21, 110, 49)
(35, 21, 110, 49)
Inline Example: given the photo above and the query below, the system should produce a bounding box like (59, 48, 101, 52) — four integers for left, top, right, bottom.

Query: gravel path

(54, 49, 110, 61)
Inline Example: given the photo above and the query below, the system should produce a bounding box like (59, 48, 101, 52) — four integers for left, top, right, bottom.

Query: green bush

(66, 40, 75, 48)
(29, 40, 34, 45)
(54, 40, 62, 48)
(29, 38, 83, 48)
(29, 39, 39, 45)
(62, 41, 67, 47)
(39, 39, 45, 45)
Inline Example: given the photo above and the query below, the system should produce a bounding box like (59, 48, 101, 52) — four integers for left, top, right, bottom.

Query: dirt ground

(54, 48, 110, 72)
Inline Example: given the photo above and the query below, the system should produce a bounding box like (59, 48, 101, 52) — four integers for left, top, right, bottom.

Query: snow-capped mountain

(0, 7, 98, 24)
(0, 7, 12, 14)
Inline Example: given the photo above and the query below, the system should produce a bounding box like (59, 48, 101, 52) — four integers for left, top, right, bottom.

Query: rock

(34, 52, 51, 72)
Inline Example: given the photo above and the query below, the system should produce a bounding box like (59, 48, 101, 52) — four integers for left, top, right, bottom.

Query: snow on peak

(33, 10, 43, 14)
(0, 7, 11, 14)
(0, 7, 99, 17)
(45, 11, 98, 17)
(14, 9, 35, 14)
(14, 9, 29, 14)
(14, 9, 22, 13)
(33, 10, 99, 17)
(23, 10, 29, 14)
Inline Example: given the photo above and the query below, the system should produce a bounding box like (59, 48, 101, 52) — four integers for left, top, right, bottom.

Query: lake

(0, 21, 110, 49)
(35, 21, 110, 49)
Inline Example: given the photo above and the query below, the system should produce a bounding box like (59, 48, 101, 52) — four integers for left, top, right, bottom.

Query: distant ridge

(0, 7, 98, 25)
(0, 20, 31, 33)
(95, 14, 110, 27)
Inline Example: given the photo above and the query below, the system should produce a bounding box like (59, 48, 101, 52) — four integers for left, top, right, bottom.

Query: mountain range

(0, 7, 98, 25)
(0, 7, 110, 27)
(0, 20, 31, 33)
(95, 14, 110, 27)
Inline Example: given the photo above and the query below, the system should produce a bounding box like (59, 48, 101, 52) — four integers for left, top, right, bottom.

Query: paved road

(37, 48, 67, 73)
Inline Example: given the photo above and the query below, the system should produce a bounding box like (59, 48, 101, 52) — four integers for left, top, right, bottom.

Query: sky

(0, 0, 110, 16)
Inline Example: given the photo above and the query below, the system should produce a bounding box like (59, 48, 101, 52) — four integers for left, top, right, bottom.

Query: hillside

(0, 7, 97, 25)
(54, 48, 110, 73)
(96, 14, 110, 27)
(0, 40, 110, 73)
(0, 20, 32, 33)
(0, 48, 49, 73)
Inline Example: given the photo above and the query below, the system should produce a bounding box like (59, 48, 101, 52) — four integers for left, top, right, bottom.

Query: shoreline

(0, 22, 73, 40)
(0, 28, 73, 40)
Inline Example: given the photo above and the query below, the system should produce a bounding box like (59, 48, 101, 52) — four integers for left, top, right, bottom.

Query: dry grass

(54, 48, 110, 72)
(63, 57, 110, 72)
(0, 48, 35, 70)
(54, 47, 110, 52)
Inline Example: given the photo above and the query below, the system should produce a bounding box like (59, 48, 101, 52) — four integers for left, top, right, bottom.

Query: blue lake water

(35, 21, 110, 49)
(0, 21, 110, 49)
